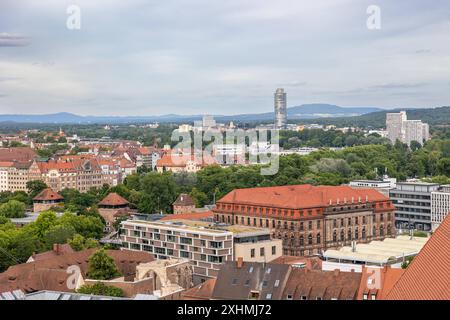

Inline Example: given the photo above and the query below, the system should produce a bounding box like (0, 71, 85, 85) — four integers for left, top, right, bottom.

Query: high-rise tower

(274, 88, 287, 129)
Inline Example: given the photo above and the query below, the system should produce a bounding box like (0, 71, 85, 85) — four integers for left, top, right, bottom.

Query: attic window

(286, 294, 293, 300)
(274, 280, 280, 287)
(232, 278, 238, 285)
(249, 266, 254, 273)
(266, 268, 271, 274)
(266, 293, 272, 300)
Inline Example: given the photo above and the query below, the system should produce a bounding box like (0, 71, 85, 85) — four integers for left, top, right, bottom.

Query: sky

(0, 0, 450, 116)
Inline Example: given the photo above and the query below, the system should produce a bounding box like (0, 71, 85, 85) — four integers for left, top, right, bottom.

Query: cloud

(0, 33, 30, 47)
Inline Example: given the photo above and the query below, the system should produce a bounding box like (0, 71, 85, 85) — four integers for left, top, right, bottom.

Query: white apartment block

(120, 219, 234, 282)
(386, 111, 430, 146)
(431, 185, 450, 231)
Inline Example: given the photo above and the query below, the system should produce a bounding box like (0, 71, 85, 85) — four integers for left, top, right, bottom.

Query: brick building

(213, 185, 396, 256)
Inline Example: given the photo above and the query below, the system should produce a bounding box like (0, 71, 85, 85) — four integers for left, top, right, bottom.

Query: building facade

(274, 88, 287, 129)
(120, 219, 234, 282)
(386, 111, 430, 146)
(431, 184, 450, 231)
(389, 182, 440, 232)
(213, 185, 396, 257)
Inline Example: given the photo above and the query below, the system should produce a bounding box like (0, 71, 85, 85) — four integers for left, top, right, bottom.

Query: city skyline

(1, 0, 450, 116)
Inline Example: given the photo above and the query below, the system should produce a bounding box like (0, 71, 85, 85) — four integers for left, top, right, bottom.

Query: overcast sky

(0, 0, 449, 116)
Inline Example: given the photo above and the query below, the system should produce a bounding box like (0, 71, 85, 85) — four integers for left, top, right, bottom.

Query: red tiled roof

(29, 244, 74, 262)
(0, 249, 154, 293)
(161, 211, 214, 221)
(182, 278, 216, 300)
(33, 188, 64, 201)
(357, 266, 405, 300)
(156, 153, 217, 168)
(98, 192, 129, 206)
(0, 147, 37, 162)
(386, 214, 450, 300)
(217, 184, 389, 210)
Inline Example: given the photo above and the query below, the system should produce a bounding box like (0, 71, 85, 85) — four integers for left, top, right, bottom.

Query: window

(260, 247, 265, 257)
(251, 248, 255, 258)
(210, 241, 223, 248)
(232, 278, 238, 285)
(131, 243, 140, 250)
(266, 219, 269, 228)
(274, 280, 280, 287)
(316, 233, 321, 244)
(287, 294, 293, 300)
(244, 279, 250, 286)
(308, 234, 313, 245)
(300, 235, 304, 246)
(262, 281, 268, 287)
(200, 240, 206, 247)
(272, 246, 276, 255)
(317, 220, 321, 229)
(180, 237, 192, 245)
(200, 254, 206, 261)
(348, 229, 352, 241)
(333, 230, 337, 242)
(249, 266, 254, 273)
(266, 267, 272, 274)
(308, 221, 313, 230)
(247, 217, 250, 225)
(266, 293, 272, 300)
(180, 251, 190, 258)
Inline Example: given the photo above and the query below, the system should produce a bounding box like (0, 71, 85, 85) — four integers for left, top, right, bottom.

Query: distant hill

(0, 104, 382, 124)
(296, 106, 450, 128)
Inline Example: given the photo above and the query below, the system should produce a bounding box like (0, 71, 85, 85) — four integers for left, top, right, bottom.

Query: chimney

(237, 257, 243, 269)
(53, 243, 60, 254)
(334, 269, 340, 276)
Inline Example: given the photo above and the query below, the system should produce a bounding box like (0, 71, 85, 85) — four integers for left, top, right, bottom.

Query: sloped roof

(217, 185, 389, 210)
(0, 249, 154, 293)
(283, 269, 362, 300)
(182, 278, 216, 300)
(98, 193, 129, 207)
(386, 214, 450, 300)
(173, 193, 195, 206)
(33, 188, 64, 202)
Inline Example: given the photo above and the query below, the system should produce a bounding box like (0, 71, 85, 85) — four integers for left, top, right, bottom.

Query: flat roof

(323, 235, 428, 265)
(123, 218, 268, 236)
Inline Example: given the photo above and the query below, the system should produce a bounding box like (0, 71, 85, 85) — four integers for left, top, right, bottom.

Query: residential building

(389, 182, 440, 231)
(211, 259, 291, 300)
(357, 266, 405, 300)
(274, 88, 287, 129)
(386, 111, 430, 146)
(431, 184, 450, 231)
(156, 153, 217, 173)
(233, 229, 282, 263)
(282, 268, 362, 300)
(120, 219, 234, 283)
(0, 161, 31, 192)
(386, 213, 450, 300)
(213, 185, 396, 257)
(386, 111, 407, 144)
(181, 278, 216, 300)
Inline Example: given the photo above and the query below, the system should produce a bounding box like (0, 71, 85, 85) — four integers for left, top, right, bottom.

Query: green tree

(190, 188, 209, 208)
(0, 200, 26, 218)
(68, 234, 99, 251)
(26, 180, 48, 198)
(86, 249, 121, 280)
(77, 282, 124, 297)
(43, 224, 76, 249)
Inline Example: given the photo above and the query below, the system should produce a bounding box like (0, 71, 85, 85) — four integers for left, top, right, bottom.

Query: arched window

(354, 228, 358, 240)
(362, 227, 366, 239)
(235, 216, 238, 224)
(227, 216, 230, 224)
(387, 224, 391, 236)
(221, 215, 225, 223)
(316, 233, 321, 244)
(340, 230, 345, 241)
(373, 226, 377, 237)
(380, 225, 384, 236)
(272, 220, 275, 228)
(348, 229, 352, 241)
(299, 235, 304, 246)
(333, 230, 337, 242)
(308, 234, 313, 245)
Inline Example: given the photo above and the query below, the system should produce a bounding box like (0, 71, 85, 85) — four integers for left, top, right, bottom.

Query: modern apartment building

(274, 88, 287, 129)
(386, 111, 430, 146)
(386, 111, 407, 144)
(431, 185, 450, 231)
(120, 219, 234, 283)
(389, 182, 440, 232)
(213, 185, 396, 257)
(349, 177, 397, 197)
